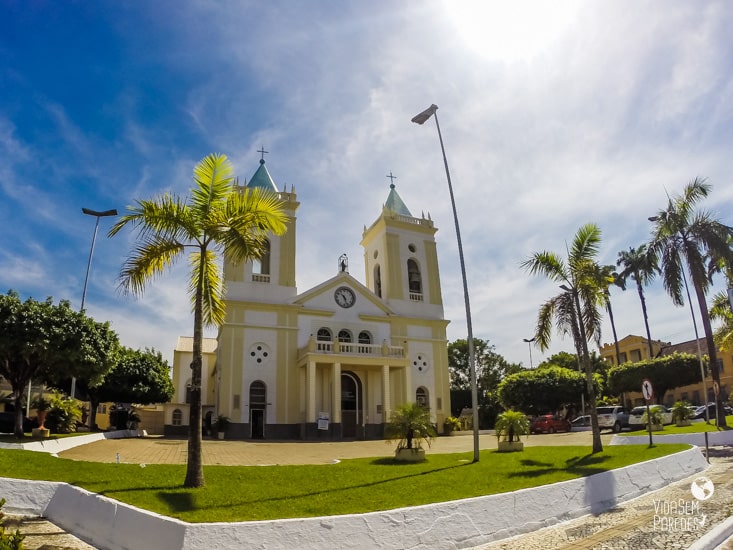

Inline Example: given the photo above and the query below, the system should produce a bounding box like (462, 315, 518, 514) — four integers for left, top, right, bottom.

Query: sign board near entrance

(318, 412, 330, 430)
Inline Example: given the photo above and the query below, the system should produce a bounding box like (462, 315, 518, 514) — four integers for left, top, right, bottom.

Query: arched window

(358, 331, 372, 345)
(172, 409, 183, 426)
(317, 328, 332, 341)
(250, 381, 267, 408)
(374, 264, 382, 298)
(416, 387, 429, 408)
(253, 239, 271, 275)
(338, 329, 353, 343)
(407, 259, 422, 294)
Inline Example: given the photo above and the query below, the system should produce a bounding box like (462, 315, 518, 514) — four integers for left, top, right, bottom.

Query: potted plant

(642, 406, 664, 431)
(31, 395, 52, 437)
(495, 410, 530, 452)
(385, 402, 436, 462)
(215, 414, 230, 439)
(671, 401, 693, 426)
(443, 416, 461, 435)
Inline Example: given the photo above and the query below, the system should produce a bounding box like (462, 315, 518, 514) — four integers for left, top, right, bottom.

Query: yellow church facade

(164, 159, 452, 440)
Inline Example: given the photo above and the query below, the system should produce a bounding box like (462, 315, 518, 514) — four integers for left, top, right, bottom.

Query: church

(164, 156, 452, 440)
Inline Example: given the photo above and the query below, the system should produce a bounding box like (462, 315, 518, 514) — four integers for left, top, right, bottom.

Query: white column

(332, 362, 342, 423)
(307, 360, 316, 423)
(381, 364, 391, 421)
(403, 363, 412, 404)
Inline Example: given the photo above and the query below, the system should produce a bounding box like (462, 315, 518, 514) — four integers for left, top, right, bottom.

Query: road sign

(642, 379, 654, 401)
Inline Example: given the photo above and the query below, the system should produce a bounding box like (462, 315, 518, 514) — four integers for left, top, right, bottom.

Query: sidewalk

(473, 447, 733, 550)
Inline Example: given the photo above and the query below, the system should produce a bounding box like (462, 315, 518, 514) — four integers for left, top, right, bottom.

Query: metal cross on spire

(386, 171, 397, 186)
(257, 146, 269, 161)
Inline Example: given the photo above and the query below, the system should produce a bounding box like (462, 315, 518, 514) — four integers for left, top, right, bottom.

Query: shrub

(444, 416, 461, 432)
(0, 498, 24, 549)
(495, 410, 530, 442)
(45, 392, 81, 434)
(671, 401, 693, 423)
(385, 402, 436, 450)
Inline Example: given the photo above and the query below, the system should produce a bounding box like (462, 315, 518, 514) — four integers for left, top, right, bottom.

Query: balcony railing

(302, 339, 405, 359)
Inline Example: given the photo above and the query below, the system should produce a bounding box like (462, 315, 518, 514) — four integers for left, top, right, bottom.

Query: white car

(628, 405, 672, 429)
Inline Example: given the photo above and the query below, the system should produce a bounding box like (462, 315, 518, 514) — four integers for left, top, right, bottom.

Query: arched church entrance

(249, 381, 266, 439)
(341, 372, 362, 439)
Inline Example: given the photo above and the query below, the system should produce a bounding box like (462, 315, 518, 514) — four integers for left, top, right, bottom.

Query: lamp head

(411, 104, 438, 125)
(82, 208, 118, 217)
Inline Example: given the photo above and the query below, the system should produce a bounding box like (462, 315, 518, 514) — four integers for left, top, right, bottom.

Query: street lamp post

(72, 207, 117, 399)
(412, 104, 480, 463)
(523, 337, 535, 368)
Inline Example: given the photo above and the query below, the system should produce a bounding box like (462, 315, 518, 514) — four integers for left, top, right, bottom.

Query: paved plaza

(5, 431, 733, 549)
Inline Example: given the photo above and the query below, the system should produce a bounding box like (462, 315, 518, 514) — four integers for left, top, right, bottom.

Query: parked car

(693, 403, 733, 420)
(0, 411, 35, 434)
(571, 415, 591, 428)
(596, 406, 629, 432)
(530, 414, 571, 434)
(628, 405, 672, 429)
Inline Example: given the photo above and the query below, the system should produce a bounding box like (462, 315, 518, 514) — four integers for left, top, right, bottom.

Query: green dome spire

(384, 183, 412, 217)
(247, 158, 278, 192)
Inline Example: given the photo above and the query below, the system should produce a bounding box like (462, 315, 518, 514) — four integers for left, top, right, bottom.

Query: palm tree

(601, 265, 624, 366)
(616, 245, 658, 358)
(109, 153, 288, 487)
(648, 178, 733, 426)
(522, 223, 609, 453)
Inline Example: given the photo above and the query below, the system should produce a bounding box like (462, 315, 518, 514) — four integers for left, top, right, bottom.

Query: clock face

(334, 286, 356, 308)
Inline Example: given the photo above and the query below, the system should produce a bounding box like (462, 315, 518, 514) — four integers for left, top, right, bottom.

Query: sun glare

(443, 0, 581, 62)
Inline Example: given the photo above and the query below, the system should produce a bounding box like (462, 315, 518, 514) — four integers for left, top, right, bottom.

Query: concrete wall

(610, 430, 733, 446)
(0, 447, 708, 550)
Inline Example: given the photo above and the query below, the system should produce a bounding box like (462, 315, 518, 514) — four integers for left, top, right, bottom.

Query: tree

(648, 178, 733, 425)
(522, 223, 610, 453)
(607, 353, 702, 404)
(616, 245, 658, 357)
(88, 347, 174, 429)
(497, 366, 587, 415)
(0, 291, 118, 437)
(447, 338, 522, 427)
(384, 402, 436, 451)
(109, 153, 288, 488)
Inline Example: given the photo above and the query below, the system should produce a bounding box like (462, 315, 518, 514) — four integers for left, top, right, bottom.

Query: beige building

(165, 159, 452, 440)
(600, 334, 732, 407)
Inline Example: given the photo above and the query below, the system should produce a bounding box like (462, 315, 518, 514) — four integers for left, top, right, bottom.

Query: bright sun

(443, 0, 582, 62)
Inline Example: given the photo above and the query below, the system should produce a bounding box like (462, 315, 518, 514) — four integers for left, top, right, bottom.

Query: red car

(530, 414, 572, 434)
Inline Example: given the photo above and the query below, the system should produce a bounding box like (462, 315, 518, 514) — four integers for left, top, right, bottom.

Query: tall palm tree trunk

(636, 281, 655, 358)
(692, 276, 727, 427)
(572, 292, 603, 453)
(184, 259, 206, 488)
(606, 298, 621, 366)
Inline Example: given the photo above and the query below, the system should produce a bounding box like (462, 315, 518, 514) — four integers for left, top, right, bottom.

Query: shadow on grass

(129, 460, 474, 515)
(507, 452, 612, 480)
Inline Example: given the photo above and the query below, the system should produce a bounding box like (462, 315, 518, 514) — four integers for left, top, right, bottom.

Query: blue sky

(1, 1, 732, 368)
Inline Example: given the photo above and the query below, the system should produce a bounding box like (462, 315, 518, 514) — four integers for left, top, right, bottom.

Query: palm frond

(191, 153, 235, 215)
(118, 238, 186, 296)
(189, 249, 225, 327)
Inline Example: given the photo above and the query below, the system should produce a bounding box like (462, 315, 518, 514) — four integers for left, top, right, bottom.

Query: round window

(412, 353, 430, 373)
(408, 243, 416, 253)
(248, 342, 271, 366)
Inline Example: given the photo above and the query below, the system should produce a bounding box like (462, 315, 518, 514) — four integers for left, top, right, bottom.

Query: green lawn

(0, 444, 689, 522)
(626, 415, 733, 435)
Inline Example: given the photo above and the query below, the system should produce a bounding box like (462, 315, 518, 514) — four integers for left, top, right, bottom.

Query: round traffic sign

(642, 379, 654, 401)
